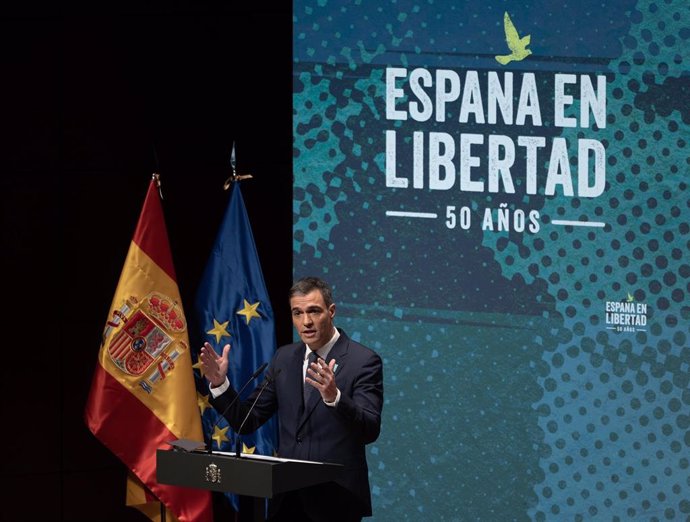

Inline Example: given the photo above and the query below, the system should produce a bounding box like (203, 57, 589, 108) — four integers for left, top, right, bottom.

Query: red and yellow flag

(85, 175, 213, 522)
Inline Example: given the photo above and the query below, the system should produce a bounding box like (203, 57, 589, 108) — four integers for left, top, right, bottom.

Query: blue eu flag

(193, 182, 278, 509)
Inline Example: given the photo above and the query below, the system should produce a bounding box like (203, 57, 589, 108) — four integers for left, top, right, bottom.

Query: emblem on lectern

(205, 462, 221, 484)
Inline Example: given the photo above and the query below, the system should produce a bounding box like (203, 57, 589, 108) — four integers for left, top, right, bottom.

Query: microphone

(206, 362, 268, 454)
(235, 368, 281, 458)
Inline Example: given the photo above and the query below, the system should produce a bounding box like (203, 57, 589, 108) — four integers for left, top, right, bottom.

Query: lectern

(156, 446, 344, 520)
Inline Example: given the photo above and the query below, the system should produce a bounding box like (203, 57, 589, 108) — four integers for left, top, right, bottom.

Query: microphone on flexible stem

(234, 368, 282, 458)
(206, 362, 268, 455)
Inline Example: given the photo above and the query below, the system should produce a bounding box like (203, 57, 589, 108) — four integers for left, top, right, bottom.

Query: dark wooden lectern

(156, 447, 344, 520)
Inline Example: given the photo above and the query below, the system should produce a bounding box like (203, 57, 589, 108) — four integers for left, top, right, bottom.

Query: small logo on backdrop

(102, 293, 189, 393)
(605, 293, 648, 332)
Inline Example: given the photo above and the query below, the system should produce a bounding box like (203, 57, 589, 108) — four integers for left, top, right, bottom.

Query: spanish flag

(85, 175, 213, 522)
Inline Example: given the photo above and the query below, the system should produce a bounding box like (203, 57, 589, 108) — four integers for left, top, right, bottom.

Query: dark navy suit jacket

(211, 329, 384, 521)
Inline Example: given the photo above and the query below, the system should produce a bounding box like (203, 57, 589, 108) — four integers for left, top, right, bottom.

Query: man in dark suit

(200, 276, 384, 521)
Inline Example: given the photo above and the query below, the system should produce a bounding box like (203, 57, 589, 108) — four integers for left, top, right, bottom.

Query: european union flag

(193, 182, 278, 510)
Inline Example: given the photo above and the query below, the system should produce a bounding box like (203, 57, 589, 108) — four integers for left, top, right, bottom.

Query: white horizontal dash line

(385, 210, 438, 219)
(552, 219, 606, 228)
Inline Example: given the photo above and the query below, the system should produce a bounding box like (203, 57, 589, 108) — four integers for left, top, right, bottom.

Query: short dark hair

(289, 276, 334, 307)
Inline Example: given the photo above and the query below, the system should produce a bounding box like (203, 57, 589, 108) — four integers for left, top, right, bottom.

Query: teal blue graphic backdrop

(293, 1, 689, 519)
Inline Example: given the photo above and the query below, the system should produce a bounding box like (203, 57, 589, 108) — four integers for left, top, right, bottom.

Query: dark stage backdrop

(293, 1, 689, 520)
(4, 4, 292, 521)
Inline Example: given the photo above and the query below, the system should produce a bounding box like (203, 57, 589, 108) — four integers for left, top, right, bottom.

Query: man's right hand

(199, 342, 231, 388)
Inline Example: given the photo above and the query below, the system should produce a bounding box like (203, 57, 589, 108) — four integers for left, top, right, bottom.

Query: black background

(4, 3, 293, 520)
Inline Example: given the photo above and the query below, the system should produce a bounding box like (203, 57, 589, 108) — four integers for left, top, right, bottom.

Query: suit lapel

(287, 344, 306, 417)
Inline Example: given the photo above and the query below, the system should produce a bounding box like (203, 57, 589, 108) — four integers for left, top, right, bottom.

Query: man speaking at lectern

(200, 276, 384, 521)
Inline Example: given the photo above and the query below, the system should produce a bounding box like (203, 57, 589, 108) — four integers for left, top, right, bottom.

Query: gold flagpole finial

(223, 173, 254, 190)
(152, 172, 163, 199)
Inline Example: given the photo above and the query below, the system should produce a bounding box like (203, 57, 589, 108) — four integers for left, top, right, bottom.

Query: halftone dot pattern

(293, 0, 689, 520)
(293, 71, 348, 255)
(478, 1, 690, 519)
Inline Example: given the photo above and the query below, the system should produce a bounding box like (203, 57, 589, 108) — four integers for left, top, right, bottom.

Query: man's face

(290, 289, 335, 350)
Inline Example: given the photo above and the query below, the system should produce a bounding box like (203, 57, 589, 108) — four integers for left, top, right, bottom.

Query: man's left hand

(306, 358, 338, 402)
